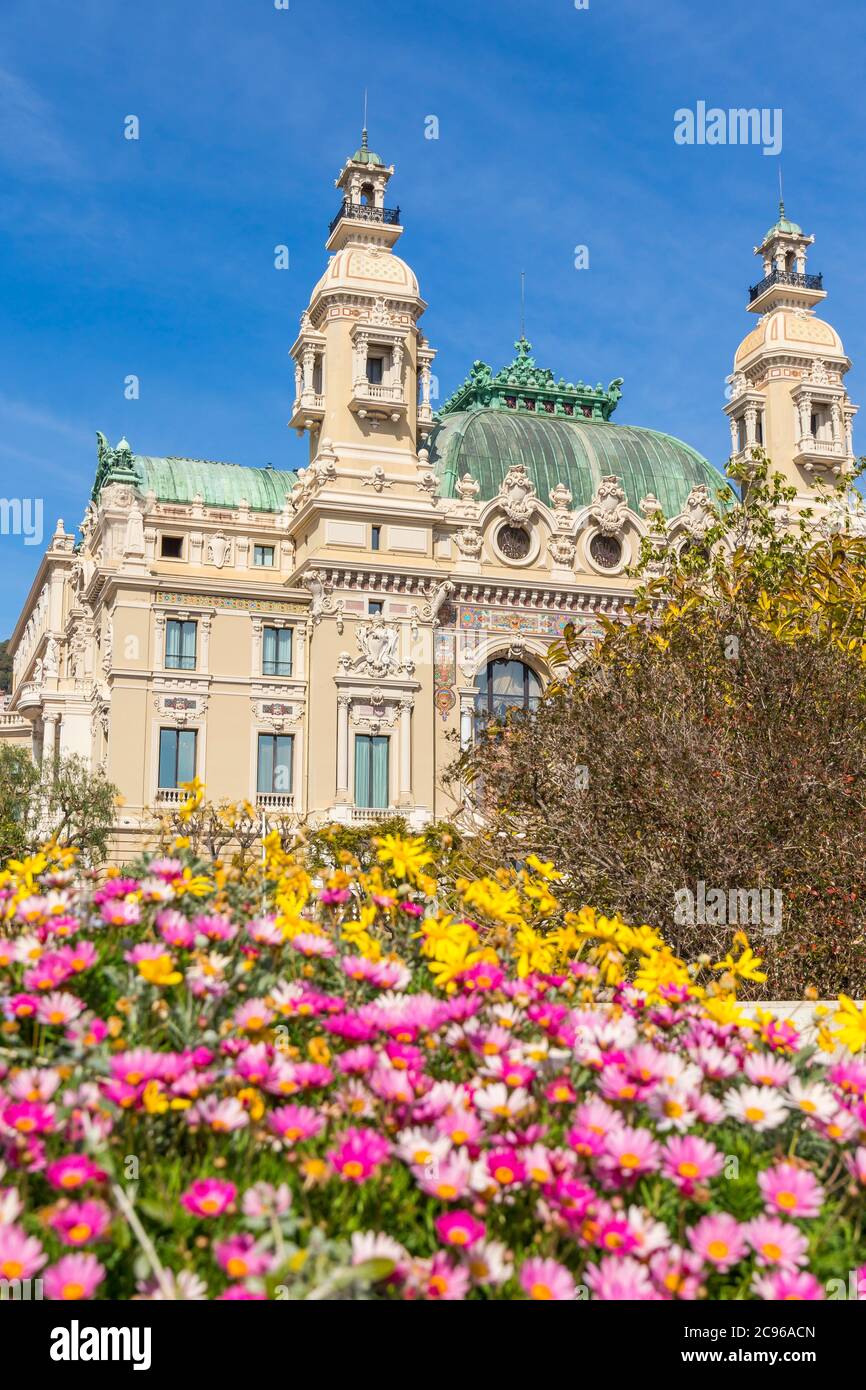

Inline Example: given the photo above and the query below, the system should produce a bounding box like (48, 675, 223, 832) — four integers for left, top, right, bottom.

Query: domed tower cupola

(326, 130, 401, 254)
(288, 132, 434, 465)
(724, 203, 857, 508)
(748, 201, 824, 315)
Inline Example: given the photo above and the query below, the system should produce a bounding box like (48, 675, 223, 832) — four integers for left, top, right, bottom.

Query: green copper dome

(764, 201, 802, 243)
(351, 129, 384, 166)
(428, 342, 728, 519)
(427, 410, 726, 519)
(91, 434, 297, 512)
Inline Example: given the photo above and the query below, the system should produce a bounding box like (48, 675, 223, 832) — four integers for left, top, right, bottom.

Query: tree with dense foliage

(0, 745, 118, 864)
(0, 639, 12, 694)
(452, 459, 866, 1000)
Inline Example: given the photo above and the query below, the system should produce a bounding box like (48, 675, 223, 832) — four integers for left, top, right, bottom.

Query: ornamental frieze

(155, 592, 306, 615)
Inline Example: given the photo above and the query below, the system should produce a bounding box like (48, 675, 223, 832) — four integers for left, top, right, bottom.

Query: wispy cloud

(0, 63, 79, 177)
(0, 394, 91, 446)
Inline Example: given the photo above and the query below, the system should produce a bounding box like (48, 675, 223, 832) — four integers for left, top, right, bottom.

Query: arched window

(474, 658, 542, 725)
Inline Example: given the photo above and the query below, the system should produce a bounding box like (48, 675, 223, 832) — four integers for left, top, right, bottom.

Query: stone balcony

(349, 381, 406, 422)
(349, 806, 395, 823)
(155, 788, 187, 806)
(793, 436, 851, 475)
(255, 792, 295, 811)
(288, 391, 326, 433)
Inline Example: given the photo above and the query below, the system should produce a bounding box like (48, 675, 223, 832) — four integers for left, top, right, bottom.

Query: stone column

(294, 624, 307, 680)
(200, 615, 213, 673)
(154, 612, 166, 668)
(399, 698, 413, 799)
(830, 399, 841, 444)
(744, 405, 757, 447)
(42, 712, 58, 765)
(336, 695, 351, 800)
(729, 417, 739, 454)
(251, 618, 263, 676)
(302, 344, 315, 397)
(459, 692, 475, 750)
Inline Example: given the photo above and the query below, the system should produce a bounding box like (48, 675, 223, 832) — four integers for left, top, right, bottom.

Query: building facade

(3, 141, 860, 856)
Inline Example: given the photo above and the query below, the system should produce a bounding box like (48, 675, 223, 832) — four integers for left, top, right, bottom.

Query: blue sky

(0, 0, 864, 632)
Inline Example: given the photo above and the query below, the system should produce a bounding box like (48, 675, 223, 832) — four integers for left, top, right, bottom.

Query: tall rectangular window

(262, 626, 292, 676)
(254, 545, 275, 567)
(257, 734, 293, 795)
(158, 728, 197, 788)
(354, 734, 389, 809)
(366, 356, 384, 385)
(371, 525, 381, 551)
(165, 619, 197, 670)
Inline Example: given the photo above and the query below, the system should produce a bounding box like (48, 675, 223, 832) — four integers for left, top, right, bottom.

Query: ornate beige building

(2, 142, 860, 856)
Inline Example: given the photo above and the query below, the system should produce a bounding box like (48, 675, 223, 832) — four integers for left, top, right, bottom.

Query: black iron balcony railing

(328, 200, 401, 235)
(748, 269, 823, 303)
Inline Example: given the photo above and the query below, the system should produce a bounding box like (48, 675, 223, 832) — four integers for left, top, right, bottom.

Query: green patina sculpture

(437, 337, 624, 423)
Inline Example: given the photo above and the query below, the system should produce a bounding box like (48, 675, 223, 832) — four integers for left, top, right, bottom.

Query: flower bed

(1, 826, 865, 1301)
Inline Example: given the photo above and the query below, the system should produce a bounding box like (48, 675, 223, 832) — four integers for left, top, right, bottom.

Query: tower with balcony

(724, 203, 857, 510)
(288, 131, 434, 467)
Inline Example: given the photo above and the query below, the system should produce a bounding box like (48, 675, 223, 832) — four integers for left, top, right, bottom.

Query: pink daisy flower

(44, 1252, 105, 1300)
(585, 1254, 659, 1301)
(743, 1217, 808, 1270)
(600, 1125, 660, 1182)
(181, 1178, 237, 1217)
(268, 1104, 325, 1144)
(435, 1211, 486, 1250)
(752, 1270, 824, 1300)
(844, 1147, 866, 1186)
(36, 991, 84, 1027)
(422, 1252, 471, 1300)
(485, 1149, 527, 1189)
(662, 1135, 724, 1193)
(0, 1223, 47, 1281)
(416, 1153, 472, 1203)
(49, 1200, 111, 1247)
(758, 1162, 824, 1219)
(520, 1256, 576, 1301)
(45, 1155, 106, 1191)
(233, 999, 274, 1032)
(328, 1127, 391, 1182)
(689, 1212, 747, 1271)
(2, 1100, 55, 1135)
(214, 1234, 274, 1279)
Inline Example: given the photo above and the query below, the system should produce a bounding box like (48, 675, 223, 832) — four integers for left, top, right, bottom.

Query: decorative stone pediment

(207, 531, 231, 568)
(549, 532, 576, 567)
(153, 688, 208, 725)
(455, 524, 483, 558)
(253, 699, 303, 732)
(338, 616, 415, 680)
(498, 463, 537, 524)
(589, 475, 628, 537)
(680, 484, 717, 540)
(302, 571, 344, 630)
